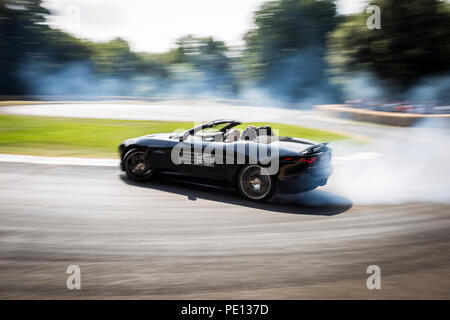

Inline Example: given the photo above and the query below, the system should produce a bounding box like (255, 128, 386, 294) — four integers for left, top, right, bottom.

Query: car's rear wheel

(124, 149, 153, 181)
(237, 164, 275, 201)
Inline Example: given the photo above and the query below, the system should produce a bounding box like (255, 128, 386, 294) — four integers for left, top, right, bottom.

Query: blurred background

(1, 1, 450, 300)
(1, 0, 449, 109)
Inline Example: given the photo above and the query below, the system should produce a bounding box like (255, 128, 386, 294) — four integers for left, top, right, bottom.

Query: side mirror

(179, 131, 189, 142)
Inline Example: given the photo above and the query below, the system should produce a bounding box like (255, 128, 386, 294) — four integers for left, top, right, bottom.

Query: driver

(241, 125, 258, 141)
(224, 128, 241, 142)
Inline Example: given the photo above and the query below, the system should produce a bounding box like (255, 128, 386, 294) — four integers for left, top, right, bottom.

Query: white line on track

(0, 152, 382, 167)
(0, 154, 119, 167)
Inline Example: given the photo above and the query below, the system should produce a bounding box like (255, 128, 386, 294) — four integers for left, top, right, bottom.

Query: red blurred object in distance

(395, 105, 413, 113)
(281, 156, 317, 163)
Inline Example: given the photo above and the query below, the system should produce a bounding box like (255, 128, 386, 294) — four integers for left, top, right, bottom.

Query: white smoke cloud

(340, 73, 385, 100)
(406, 74, 450, 104)
(329, 118, 450, 204)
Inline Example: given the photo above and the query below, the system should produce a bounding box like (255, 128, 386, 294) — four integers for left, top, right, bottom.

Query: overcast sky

(42, 0, 367, 53)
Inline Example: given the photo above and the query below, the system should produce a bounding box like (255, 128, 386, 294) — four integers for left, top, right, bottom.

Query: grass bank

(0, 114, 349, 158)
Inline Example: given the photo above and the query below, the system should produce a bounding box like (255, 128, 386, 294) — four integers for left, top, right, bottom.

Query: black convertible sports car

(119, 119, 332, 201)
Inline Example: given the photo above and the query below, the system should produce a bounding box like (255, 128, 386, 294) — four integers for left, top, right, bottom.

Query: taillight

(281, 156, 317, 164)
(300, 156, 317, 164)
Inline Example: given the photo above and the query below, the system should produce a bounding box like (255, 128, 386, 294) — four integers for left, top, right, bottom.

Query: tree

(0, 0, 96, 95)
(0, 0, 50, 94)
(328, 0, 450, 93)
(243, 0, 339, 102)
(90, 38, 136, 77)
(171, 35, 236, 95)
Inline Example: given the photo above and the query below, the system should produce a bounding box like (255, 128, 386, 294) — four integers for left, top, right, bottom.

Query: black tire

(123, 149, 154, 181)
(237, 164, 276, 201)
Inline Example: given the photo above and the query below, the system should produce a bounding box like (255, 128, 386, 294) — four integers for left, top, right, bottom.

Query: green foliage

(245, 0, 337, 63)
(0, 0, 50, 93)
(0, 1, 236, 96)
(171, 35, 236, 94)
(1, 0, 450, 99)
(41, 29, 92, 63)
(328, 0, 450, 90)
(243, 0, 337, 96)
(88, 38, 135, 76)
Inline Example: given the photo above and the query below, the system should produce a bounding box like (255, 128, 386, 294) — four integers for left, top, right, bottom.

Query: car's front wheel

(124, 149, 153, 181)
(237, 164, 275, 201)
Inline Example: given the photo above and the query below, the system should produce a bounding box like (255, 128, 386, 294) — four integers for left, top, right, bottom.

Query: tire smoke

(329, 119, 450, 204)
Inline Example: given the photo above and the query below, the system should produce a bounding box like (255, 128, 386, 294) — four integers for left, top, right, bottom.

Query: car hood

(121, 132, 174, 147)
(140, 132, 174, 140)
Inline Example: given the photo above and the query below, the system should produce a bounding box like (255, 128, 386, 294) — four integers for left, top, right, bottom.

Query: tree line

(1, 0, 449, 103)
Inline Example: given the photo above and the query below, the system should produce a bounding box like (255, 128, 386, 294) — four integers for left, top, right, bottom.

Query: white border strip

(0, 154, 119, 167)
(0, 152, 382, 167)
(333, 152, 383, 162)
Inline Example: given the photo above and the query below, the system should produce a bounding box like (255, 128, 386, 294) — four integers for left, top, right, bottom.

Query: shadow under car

(119, 174, 352, 216)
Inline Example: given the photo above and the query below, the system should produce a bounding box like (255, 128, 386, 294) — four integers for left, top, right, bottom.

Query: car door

(178, 138, 226, 179)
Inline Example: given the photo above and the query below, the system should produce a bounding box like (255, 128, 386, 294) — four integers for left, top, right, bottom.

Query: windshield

(174, 120, 241, 141)
(195, 123, 231, 135)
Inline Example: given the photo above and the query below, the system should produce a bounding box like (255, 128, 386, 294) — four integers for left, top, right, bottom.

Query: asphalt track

(0, 102, 449, 299)
(0, 162, 449, 299)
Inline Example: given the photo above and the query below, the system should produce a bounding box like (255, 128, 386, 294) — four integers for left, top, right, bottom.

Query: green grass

(235, 122, 346, 142)
(0, 114, 349, 158)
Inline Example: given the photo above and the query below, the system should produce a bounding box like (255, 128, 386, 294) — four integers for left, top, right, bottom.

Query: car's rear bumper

(277, 165, 333, 194)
